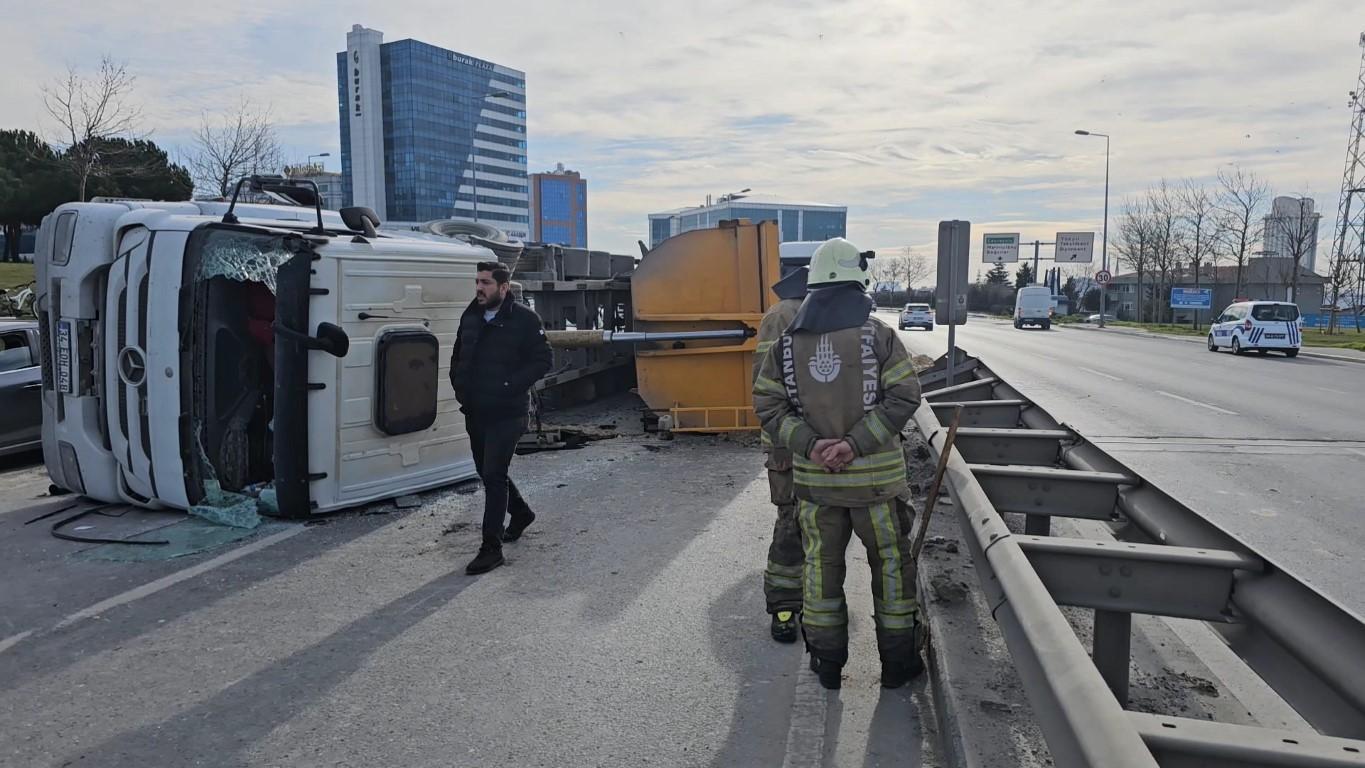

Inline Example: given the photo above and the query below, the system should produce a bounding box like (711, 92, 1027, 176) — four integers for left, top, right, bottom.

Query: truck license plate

(56, 320, 73, 394)
(1266, 333, 1285, 339)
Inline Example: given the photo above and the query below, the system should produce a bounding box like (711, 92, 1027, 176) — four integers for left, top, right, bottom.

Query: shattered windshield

(194, 227, 296, 294)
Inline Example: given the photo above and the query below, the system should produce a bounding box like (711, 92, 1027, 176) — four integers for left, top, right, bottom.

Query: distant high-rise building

(647, 194, 847, 248)
(529, 164, 587, 247)
(338, 25, 529, 237)
(1262, 196, 1322, 273)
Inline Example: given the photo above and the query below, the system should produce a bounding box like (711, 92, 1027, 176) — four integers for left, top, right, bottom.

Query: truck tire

(1042, 320, 1051, 330)
(1285, 348, 1299, 358)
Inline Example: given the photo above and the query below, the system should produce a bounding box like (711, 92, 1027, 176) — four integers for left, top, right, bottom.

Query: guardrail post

(1025, 514, 1052, 536)
(1093, 609, 1131, 706)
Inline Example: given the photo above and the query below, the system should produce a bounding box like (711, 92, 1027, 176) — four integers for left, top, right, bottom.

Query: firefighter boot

(809, 654, 843, 690)
(770, 610, 799, 643)
(880, 624, 926, 689)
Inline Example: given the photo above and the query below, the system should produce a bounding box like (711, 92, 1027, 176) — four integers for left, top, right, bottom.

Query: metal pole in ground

(1033, 240, 1041, 283)
(947, 225, 959, 386)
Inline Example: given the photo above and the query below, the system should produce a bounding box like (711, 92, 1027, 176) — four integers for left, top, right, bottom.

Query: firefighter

(752, 238, 923, 690)
(753, 265, 810, 643)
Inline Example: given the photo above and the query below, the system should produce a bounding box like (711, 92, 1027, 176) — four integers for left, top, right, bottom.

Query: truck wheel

(1014, 320, 1022, 329)
(1285, 349, 1299, 358)
(1042, 321, 1051, 330)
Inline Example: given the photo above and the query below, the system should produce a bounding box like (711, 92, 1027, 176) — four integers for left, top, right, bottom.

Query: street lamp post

(1075, 130, 1110, 327)
(307, 152, 330, 170)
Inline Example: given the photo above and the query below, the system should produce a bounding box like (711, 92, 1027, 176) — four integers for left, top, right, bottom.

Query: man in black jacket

(451, 261, 553, 574)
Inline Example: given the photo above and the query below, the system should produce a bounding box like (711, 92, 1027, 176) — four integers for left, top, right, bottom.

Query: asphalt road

(890, 312, 1365, 616)
(0, 399, 938, 768)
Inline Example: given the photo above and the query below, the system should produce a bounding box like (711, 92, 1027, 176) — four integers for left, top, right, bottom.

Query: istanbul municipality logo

(808, 335, 841, 383)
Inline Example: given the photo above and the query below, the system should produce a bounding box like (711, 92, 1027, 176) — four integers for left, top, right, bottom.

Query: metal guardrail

(914, 351, 1365, 768)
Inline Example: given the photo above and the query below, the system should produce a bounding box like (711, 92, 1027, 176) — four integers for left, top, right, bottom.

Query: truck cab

(35, 198, 487, 517)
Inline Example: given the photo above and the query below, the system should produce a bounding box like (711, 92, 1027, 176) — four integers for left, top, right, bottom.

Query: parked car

(0, 319, 42, 456)
(1085, 313, 1116, 323)
(1207, 301, 1302, 357)
(900, 303, 934, 331)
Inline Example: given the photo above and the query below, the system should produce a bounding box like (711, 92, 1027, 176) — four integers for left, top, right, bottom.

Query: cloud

(1, 0, 1360, 262)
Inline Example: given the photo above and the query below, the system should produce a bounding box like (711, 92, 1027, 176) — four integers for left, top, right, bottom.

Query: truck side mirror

(315, 322, 350, 358)
(273, 321, 350, 358)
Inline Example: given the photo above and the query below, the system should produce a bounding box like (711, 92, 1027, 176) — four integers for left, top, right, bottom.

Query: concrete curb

(1058, 322, 1365, 364)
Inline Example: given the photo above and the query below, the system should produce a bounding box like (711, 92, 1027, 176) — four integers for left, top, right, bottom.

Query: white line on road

(1349, 448, 1365, 459)
(1156, 390, 1239, 416)
(782, 661, 829, 768)
(0, 630, 33, 655)
(1318, 387, 1348, 395)
(1078, 366, 1124, 382)
(0, 525, 306, 656)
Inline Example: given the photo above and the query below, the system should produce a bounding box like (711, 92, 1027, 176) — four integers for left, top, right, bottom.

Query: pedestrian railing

(914, 351, 1365, 767)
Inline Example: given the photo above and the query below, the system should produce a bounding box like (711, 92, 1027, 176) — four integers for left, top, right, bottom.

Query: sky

(3, 0, 1363, 280)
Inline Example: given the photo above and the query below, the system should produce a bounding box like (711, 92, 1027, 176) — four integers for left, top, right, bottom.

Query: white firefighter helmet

(807, 237, 870, 289)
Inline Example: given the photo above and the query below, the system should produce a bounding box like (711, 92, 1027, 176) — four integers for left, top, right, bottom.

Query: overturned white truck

(34, 181, 495, 520)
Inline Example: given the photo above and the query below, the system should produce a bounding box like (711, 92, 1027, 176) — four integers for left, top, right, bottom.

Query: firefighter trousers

(764, 456, 803, 614)
(797, 498, 918, 665)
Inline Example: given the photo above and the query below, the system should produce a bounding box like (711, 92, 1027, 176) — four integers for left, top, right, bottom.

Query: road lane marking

(1349, 448, 1365, 459)
(0, 525, 306, 656)
(782, 660, 829, 768)
(1317, 387, 1348, 395)
(0, 630, 33, 655)
(1156, 390, 1239, 416)
(1078, 366, 1124, 381)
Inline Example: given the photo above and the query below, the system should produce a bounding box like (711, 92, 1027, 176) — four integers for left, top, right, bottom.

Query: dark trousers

(467, 414, 531, 547)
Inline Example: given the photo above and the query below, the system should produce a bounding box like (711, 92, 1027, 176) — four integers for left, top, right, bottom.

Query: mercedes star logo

(117, 346, 147, 387)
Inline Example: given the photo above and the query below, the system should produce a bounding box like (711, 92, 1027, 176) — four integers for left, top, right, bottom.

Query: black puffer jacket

(451, 297, 553, 420)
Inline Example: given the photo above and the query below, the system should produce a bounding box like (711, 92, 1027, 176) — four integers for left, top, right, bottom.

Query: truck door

(319, 247, 476, 511)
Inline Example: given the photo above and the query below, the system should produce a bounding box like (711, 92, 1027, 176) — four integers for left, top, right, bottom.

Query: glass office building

(338, 25, 529, 238)
(647, 195, 847, 248)
(529, 165, 587, 247)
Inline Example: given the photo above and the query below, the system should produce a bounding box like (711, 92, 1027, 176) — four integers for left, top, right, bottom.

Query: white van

(1207, 301, 1302, 357)
(1014, 285, 1053, 330)
(36, 192, 487, 517)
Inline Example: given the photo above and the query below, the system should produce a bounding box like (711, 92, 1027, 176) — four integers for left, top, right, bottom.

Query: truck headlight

(58, 441, 85, 495)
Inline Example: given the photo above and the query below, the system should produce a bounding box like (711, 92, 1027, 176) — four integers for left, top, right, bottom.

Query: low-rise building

(1104, 258, 1325, 322)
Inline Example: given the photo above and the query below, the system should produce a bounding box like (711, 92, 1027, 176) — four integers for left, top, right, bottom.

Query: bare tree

(186, 97, 283, 198)
(1265, 195, 1321, 304)
(41, 55, 144, 201)
(869, 255, 900, 306)
(1147, 181, 1185, 323)
(892, 245, 930, 292)
(1323, 234, 1359, 333)
(1215, 168, 1268, 301)
(1178, 180, 1220, 329)
(1115, 198, 1154, 321)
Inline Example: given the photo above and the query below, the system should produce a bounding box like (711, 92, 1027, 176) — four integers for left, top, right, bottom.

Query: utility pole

(1329, 33, 1365, 333)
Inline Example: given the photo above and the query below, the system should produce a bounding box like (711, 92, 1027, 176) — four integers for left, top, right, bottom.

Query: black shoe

(465, 545, 505, 575)
(881, 652, 925, 689)
(770, 610, 799, 643)
(502, 510, 536, 542)
(809, 655, 843, 690)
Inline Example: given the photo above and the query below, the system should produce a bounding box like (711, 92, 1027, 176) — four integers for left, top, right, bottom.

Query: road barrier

(914, 350, 1365, 767)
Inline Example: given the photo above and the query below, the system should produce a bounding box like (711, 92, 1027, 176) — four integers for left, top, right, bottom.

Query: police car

(900, 303, 934, 331)
(1207, 301, 1302, 357)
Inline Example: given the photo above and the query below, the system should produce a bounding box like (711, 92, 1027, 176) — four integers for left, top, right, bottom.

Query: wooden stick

(911, 405, 964, 563)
